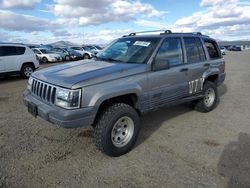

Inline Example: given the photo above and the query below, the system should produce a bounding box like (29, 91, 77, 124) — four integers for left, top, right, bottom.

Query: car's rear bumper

(23, 89, 97, 128)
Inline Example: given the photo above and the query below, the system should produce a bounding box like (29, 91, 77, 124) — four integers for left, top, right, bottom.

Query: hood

(47, 53, 61, 58)
(32, 59, 146, 89)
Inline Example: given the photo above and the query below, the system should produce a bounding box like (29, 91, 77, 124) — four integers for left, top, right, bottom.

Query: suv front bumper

(23, 89, 97, 128)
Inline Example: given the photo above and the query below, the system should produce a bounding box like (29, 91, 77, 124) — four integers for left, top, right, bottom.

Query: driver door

(148, 37, 189, 109)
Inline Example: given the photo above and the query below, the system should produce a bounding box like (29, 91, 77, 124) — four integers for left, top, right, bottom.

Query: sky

(0, 0, 250, 44)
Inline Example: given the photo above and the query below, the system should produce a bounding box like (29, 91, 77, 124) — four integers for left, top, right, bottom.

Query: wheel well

(21, 62, 35, 70)
(206, 74, 218, 85)
(93, 94, 139, 125)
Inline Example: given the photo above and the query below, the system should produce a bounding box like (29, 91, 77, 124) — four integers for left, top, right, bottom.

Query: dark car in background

(61, 48, 83, 61)
(228, 45, 242, 51)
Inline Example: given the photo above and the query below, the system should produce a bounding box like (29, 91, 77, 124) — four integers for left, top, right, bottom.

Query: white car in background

(0, 43, 39, 79)
(220, 47, 226, 55)
(82, 45, 102, 55)
(32, 48, 62, 63)
(68, 46, 92, 59)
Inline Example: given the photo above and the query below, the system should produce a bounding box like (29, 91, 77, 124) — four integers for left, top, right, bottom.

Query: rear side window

(155, 38, 183, 67)
(184, 37, 206, 63)
(204, 40, 220, 59)
(0, 46, 25, 56)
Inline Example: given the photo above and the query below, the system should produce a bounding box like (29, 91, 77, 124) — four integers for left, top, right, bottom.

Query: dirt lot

(0, 51, 250, 188)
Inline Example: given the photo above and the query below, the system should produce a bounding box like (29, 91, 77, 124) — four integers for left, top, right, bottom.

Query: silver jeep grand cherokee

(23, 30, 226, 157)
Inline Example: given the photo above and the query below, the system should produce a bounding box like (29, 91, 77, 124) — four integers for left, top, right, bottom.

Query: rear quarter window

(203, 39, 220, 59)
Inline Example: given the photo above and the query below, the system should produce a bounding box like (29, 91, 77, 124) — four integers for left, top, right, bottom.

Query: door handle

(180, 68, 189, 72)
(204, 63, 210, 67)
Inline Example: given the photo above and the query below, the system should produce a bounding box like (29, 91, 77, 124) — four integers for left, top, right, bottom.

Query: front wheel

(94, 103, 140, 157)
(194, 81, 219, 113)
(42, 57, 48, 64)
(65, 55, 70, 61)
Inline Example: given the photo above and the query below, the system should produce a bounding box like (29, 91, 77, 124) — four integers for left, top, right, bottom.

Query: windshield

(71, 47, 83, 51)
(40, 49, 48, 54)
(95, 45, 102, 50)
(96, 37, 160, 64)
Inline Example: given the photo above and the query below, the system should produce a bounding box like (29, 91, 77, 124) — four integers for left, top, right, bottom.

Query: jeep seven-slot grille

(31, 79, 57, 104)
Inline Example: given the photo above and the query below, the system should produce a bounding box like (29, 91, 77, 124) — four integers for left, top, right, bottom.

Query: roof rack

(123, 30, 206, 37)
(179, 32, 203, 35)
(127, 30, 172, 36)
(0, 42, 25, 45)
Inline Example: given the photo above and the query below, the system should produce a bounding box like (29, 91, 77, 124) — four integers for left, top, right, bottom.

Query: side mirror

(152, 58, 170, 71)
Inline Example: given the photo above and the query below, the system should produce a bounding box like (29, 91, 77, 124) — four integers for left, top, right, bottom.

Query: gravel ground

(0, 51, 250, 188)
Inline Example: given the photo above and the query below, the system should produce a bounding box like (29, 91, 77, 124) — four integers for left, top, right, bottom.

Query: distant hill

(218, 40, 250, 46)
(49, 41, 78, 47)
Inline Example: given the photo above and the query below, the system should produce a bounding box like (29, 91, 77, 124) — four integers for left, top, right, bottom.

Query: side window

(184, 37, 206, 63)
(204, 40, 220, 59)
(15, 47, 25, 55)
(155, 38, 183, 68)
(0, 46, 21, 56)
(33, 49, 39, 54)
(0, 47, 3, 57)
(195, 38, 206, 61)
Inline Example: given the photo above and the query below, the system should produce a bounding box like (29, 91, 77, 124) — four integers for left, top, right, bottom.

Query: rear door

(148, 37, 190, 109)
(183, 37, 207, 95)
(1, 46, 26, 72)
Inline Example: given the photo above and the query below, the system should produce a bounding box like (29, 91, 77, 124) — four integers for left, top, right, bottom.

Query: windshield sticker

(133, 41, 151, 47)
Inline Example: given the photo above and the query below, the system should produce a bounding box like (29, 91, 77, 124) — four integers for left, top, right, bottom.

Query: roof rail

(173, 32, 203, 36)
(123, 31, 206, 37)
(0, 42, 25, 45)
(128, 30, 172, 36)
(191, 32, 202, 35)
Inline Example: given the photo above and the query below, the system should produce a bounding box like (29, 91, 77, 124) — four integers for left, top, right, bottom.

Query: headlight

(55, 88, 81, 109)
(27, 77, 33, 90)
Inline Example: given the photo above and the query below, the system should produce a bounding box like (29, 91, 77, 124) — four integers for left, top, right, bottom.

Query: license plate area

(28, 102, 38, 117)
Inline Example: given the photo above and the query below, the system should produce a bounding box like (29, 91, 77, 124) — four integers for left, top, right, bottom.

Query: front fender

(86, 83, 142, 107)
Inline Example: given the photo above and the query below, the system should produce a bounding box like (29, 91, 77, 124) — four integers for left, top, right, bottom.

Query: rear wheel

(21, 64, 34, 79)
(94, 103, 140, 157)
(194, 81, 218, 113)
(83, 54, 90, 59)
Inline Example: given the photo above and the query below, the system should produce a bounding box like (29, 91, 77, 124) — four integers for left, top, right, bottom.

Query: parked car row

(0, 43, 104, 79)
(219, 45, 242, 55)
(29, 45, 103, 63)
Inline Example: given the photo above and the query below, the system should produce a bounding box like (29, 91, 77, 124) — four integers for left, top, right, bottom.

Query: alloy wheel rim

(24, 67, 33, 77)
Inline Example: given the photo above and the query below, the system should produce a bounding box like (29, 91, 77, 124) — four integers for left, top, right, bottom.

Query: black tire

(194, 81, 219, 113)
(83, 54, 90, 59)
(94, 103, 140, 157)
(42, 57, 48, 64)
(21, 64, 34, 79)
(65, 55, 70, 61)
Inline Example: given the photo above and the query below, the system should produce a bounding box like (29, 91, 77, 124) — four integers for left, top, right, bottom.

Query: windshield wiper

(105, 58, 122, 63)
(95, 56, 123, 63)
